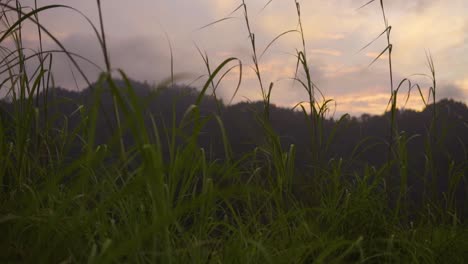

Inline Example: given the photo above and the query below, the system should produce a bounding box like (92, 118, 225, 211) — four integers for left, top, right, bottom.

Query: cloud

(437, 82, 468, 101)
(310, 49, 342, 57)
(335, 92, 392, 115)
(365, 52, 388, 60)
(4, 0, 465, 116)
(38, 33, 199, 90)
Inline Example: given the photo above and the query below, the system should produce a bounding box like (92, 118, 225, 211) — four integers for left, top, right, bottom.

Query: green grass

(0, 0, 467, 263)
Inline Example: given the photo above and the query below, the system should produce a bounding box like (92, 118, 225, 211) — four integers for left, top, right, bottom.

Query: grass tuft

(0, 0, 466, 263)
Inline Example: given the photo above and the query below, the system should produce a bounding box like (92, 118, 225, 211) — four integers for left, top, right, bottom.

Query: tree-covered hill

(2, 79, 466, 215)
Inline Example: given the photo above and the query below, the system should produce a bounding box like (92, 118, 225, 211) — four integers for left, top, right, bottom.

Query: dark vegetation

(0, 0, 467, 263)
(2, 81, 466, 212)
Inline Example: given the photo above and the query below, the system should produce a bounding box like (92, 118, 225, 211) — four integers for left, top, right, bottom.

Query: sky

(3, 0, 468, 116)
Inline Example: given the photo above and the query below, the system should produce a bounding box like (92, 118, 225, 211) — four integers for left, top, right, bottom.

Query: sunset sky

(7, 0, 468, 116)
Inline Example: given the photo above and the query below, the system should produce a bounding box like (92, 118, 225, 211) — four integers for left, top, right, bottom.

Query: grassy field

(0, 0, 467, 263)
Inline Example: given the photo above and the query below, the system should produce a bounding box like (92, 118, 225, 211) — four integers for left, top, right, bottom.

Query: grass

(0, 0, 467, 263)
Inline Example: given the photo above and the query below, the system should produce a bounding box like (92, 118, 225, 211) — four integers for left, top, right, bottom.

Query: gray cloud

(2, 0, 465, 116)
(348, 0, 438, 10)
(437, 82, 467, 101)
(387, 0, 437, 10)
(41, 33, 104, 89)
(40, 32, 204, 90)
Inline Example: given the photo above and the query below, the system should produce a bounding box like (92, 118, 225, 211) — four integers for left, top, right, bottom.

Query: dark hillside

(1, 80, 466, 214)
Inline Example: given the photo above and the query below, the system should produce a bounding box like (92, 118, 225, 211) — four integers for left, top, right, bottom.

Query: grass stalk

(0, 0, 465, 262)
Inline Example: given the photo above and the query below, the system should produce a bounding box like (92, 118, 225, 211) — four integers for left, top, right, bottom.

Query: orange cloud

(310, 49, 342, 57)
(365, 52, 389, 60)
(334, 91, 428, 115)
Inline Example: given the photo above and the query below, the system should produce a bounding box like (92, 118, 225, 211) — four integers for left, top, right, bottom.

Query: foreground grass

(0, 0, 467, 263)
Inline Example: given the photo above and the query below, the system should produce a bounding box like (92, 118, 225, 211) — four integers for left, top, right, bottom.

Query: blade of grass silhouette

(325, 113, 350, 152)
(409, 80, 428, 106)
(96, 0, 128, 163)
(362, 0, 394, 162)
(96, 0, 110, 72)
(33, 0, 49, 118)
(194, 43, 221, 113)
(367, 44, 390, 67)
(317, 99, 334, 117)
(162, 28, 174, 86)
(379, 0, 389, 26)
(215, 115, 233, 162)
(229, 60, 242, 104)
(288, 78, 324, 108)
(197, 3, 243, 31)
(0, 3, 102, 86)
(358, 0, 389, 25)
(260, 0, 274, 13)
(0, 50, 102, 75)
(197, 17, 237, 31)
(2, 0, 467, 261)
(186, 74, 205, 88)
(0, 47, 24, 70)
(228, 3, 245, 16)
(357, 0, 376, 10)
(291, 101, 308, 112)
(425, 50, 436, 104)
(265, 82, 273, 119)
(196, 57, 239, 106)
(195, 44, 242, 105)
(295, 1, 306, 52)
(242, 0, 266, 102)
(26, 58, 47, 85)
(211, 62, 243, 104)
(357, 26, 391, 54)
(296, 52, 311, 94)
(68, 60, 80, 91)
(293, 0, 329, 170)
(259, 29, 298, 59)
(393, 78, 424, 108)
